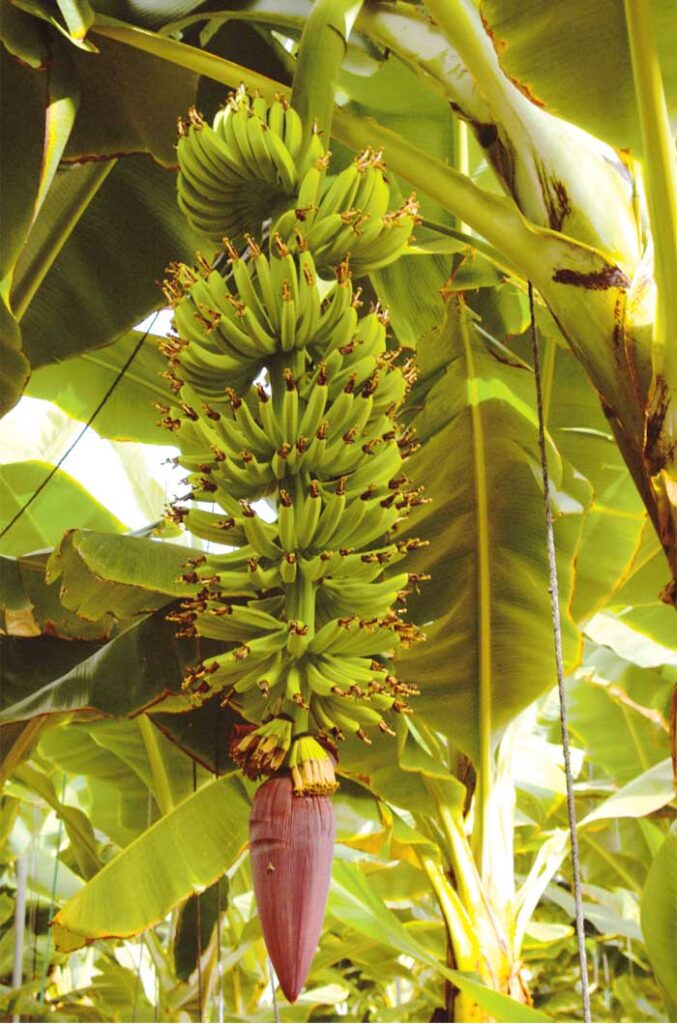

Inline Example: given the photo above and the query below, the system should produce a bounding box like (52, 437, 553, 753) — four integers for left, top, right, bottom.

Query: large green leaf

(0, 40, 46, 282)
(15, 155, 205, 368)
(39, 721, 162, 844)
(62, 34, 197, 165)
(329, 860, 553, 1022)
(0, 300, 30, 418)
(52, 772, 249, 950)
(46, 530, 195, 620)
(0, 607, 195, 724)
(567, 671, 670, 785)
(0, 550, 113, 639)
(641, 825, 677, 1012)
(529, 337, 649, 624)
(580, 759, 675, 827)
(26, 327, 169, 442)
(480, 0, 677, 153)
(0, 461, 124, 557)
(396, 296, 583, 763)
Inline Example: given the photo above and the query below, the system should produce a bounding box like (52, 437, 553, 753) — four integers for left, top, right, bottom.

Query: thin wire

(528, 283, 591, 1023)
(269, 958, 280, 1023)
(214, 710, 224, 1024)
(39, 774, 66, 1003)
(132, 787, 153, 1022)
(0, 314, 159, 543)
(30, 803, 40, 982)
(193, 760, 204, 1022)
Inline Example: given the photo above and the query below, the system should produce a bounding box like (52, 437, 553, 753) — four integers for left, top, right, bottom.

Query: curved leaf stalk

(290, 0, 365, 151)
(377, 0, 642, 267)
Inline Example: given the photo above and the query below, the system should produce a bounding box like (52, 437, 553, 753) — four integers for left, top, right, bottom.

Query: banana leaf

(481, 0, 677, 153)
(329, 860, 553, 1022)
(52, 771, 250, 950)
(641, 825, 677, 1014)
(46, 530, 195, 620)
(0, 606, 194, 724)
(0, 461, 124, 558)
(396, 295, 583, 764)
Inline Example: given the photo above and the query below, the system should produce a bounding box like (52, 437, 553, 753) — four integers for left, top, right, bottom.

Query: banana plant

(1, 1, 676, 1021)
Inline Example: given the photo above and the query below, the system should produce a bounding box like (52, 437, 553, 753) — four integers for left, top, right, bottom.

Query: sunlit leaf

(0, 461, 124, 558)
(52, 772, 249, 949)
(641, 826, 677, 1012)
(481, 0, 677, 153)
(26, 328, 169, 443)
(580, 759, 675, 826)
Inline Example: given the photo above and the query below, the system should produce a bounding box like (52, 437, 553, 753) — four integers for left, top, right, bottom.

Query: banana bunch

(274, 148, 420, 276)
(177, 87, 305, 246)
(163, 91, 426, 793)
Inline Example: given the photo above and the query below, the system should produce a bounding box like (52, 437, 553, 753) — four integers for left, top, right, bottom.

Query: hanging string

(193, 760, 204, 1021)
(132, 787, 153, 1022)
(0, 313, 160, 543)
(214, 702, 224, 1024)
(269, 958, 280, 1023)
(528, 283, 591, 1023)
(38, 774, 66, 1003)
(30, 803, 40, 983)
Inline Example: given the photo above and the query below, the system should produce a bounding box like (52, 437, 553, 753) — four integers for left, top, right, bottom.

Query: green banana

(165, 91, 425, 766)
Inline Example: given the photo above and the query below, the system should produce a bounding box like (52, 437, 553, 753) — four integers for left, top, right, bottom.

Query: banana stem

(418, 853, 479, 967)
(624, 0, 677, 381)
(290, 0, 365, 148)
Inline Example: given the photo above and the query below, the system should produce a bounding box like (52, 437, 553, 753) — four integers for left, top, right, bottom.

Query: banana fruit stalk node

(163, 88, 426, 794)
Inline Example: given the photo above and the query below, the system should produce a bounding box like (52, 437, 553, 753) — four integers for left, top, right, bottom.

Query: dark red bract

(250, 774, 336, 1003)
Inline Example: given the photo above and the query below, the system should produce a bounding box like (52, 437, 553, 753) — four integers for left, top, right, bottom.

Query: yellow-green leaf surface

(580, 759, 675, 827)
(0, 607, 195, 724)
(63, 34, 197, 165)
(0, 42, 45, 281)
(14, 156, 205, 368)
(26, 328, 169, 443)
(641, 826, 677, 1012)
(53, 771, 249, 950)
(0, 550, 114, 640)
(0, 300, 30, 418)
(47, 530, 194, 621)
(398, 297, 583, 765)
(0, 461, 124, 558)
(330, 860, 553, 1022)
(481, 0, 676, 153)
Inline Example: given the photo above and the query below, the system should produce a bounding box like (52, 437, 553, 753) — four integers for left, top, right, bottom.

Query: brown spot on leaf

(644, 375, 673, 474)
(480, 13, 546, 106)
(507, 74, 546, 108)
(480, 13, 507, 55)
(475, 122, 498, 148)
(553, 265, 631, 290)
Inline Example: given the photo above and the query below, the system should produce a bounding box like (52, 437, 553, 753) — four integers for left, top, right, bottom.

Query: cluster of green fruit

(160, 87, 425, 796)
